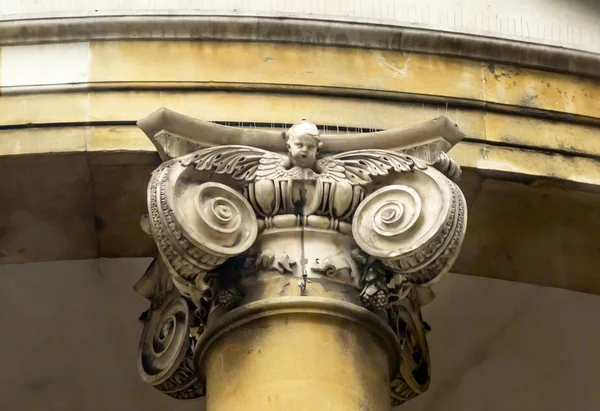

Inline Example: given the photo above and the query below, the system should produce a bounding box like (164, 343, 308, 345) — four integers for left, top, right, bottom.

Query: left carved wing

(318, 150, 427, 185)
(179, 145, 273, 182)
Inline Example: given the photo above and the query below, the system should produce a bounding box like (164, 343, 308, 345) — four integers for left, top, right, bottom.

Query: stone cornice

(0, 15, 598, 79)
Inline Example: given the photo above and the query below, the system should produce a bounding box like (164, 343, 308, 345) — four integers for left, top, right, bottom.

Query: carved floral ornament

(134, 109, 467, 406)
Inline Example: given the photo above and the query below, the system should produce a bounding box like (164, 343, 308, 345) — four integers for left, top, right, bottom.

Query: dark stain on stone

(334, 328, 351, 354)
(263, 56, 273, 62)
(487, 63, 515, 81)
(521, 93, 538, 107)
(94, 215, 105, 231)
(334, 32, 349, 44)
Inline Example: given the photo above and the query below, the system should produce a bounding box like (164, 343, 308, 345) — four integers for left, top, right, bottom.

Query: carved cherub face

(286, 120, 322, 169)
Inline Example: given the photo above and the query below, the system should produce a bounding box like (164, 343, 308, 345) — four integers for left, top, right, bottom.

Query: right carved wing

(319, 150, 427, 186)
(179, 145, 289, 182)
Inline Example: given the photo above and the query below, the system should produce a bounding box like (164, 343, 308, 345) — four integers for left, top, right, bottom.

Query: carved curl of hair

(286, 119, 323, 148)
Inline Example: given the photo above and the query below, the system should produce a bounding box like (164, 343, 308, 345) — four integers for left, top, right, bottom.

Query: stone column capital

(134, 112, 468, 409)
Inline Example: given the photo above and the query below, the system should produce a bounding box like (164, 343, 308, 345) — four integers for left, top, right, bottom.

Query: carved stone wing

(318, 150, 427, 185)
(256, 152, 293, 180)
(179, 145, 289, 182)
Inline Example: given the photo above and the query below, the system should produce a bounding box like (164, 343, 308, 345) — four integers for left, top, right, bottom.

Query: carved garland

(389, 291, 431, 406)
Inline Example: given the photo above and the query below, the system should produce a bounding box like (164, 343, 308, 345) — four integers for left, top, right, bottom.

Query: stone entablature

(135, 112, 467, 408)
(1, 1, 598, 53)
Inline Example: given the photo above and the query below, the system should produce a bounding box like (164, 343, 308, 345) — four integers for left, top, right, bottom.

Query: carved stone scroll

(147, 162, 258, 296)
(353, 167, 467, 285)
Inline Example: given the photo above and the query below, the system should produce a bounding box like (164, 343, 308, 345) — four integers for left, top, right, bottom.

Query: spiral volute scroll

(138, 297, 205, 399)
(147, 162, 258, 292)
(352, 167, 467, 285)
(370, 186, 421, 237)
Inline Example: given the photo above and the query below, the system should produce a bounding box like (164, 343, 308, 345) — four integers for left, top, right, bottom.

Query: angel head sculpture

(286, 120, 323, 169)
